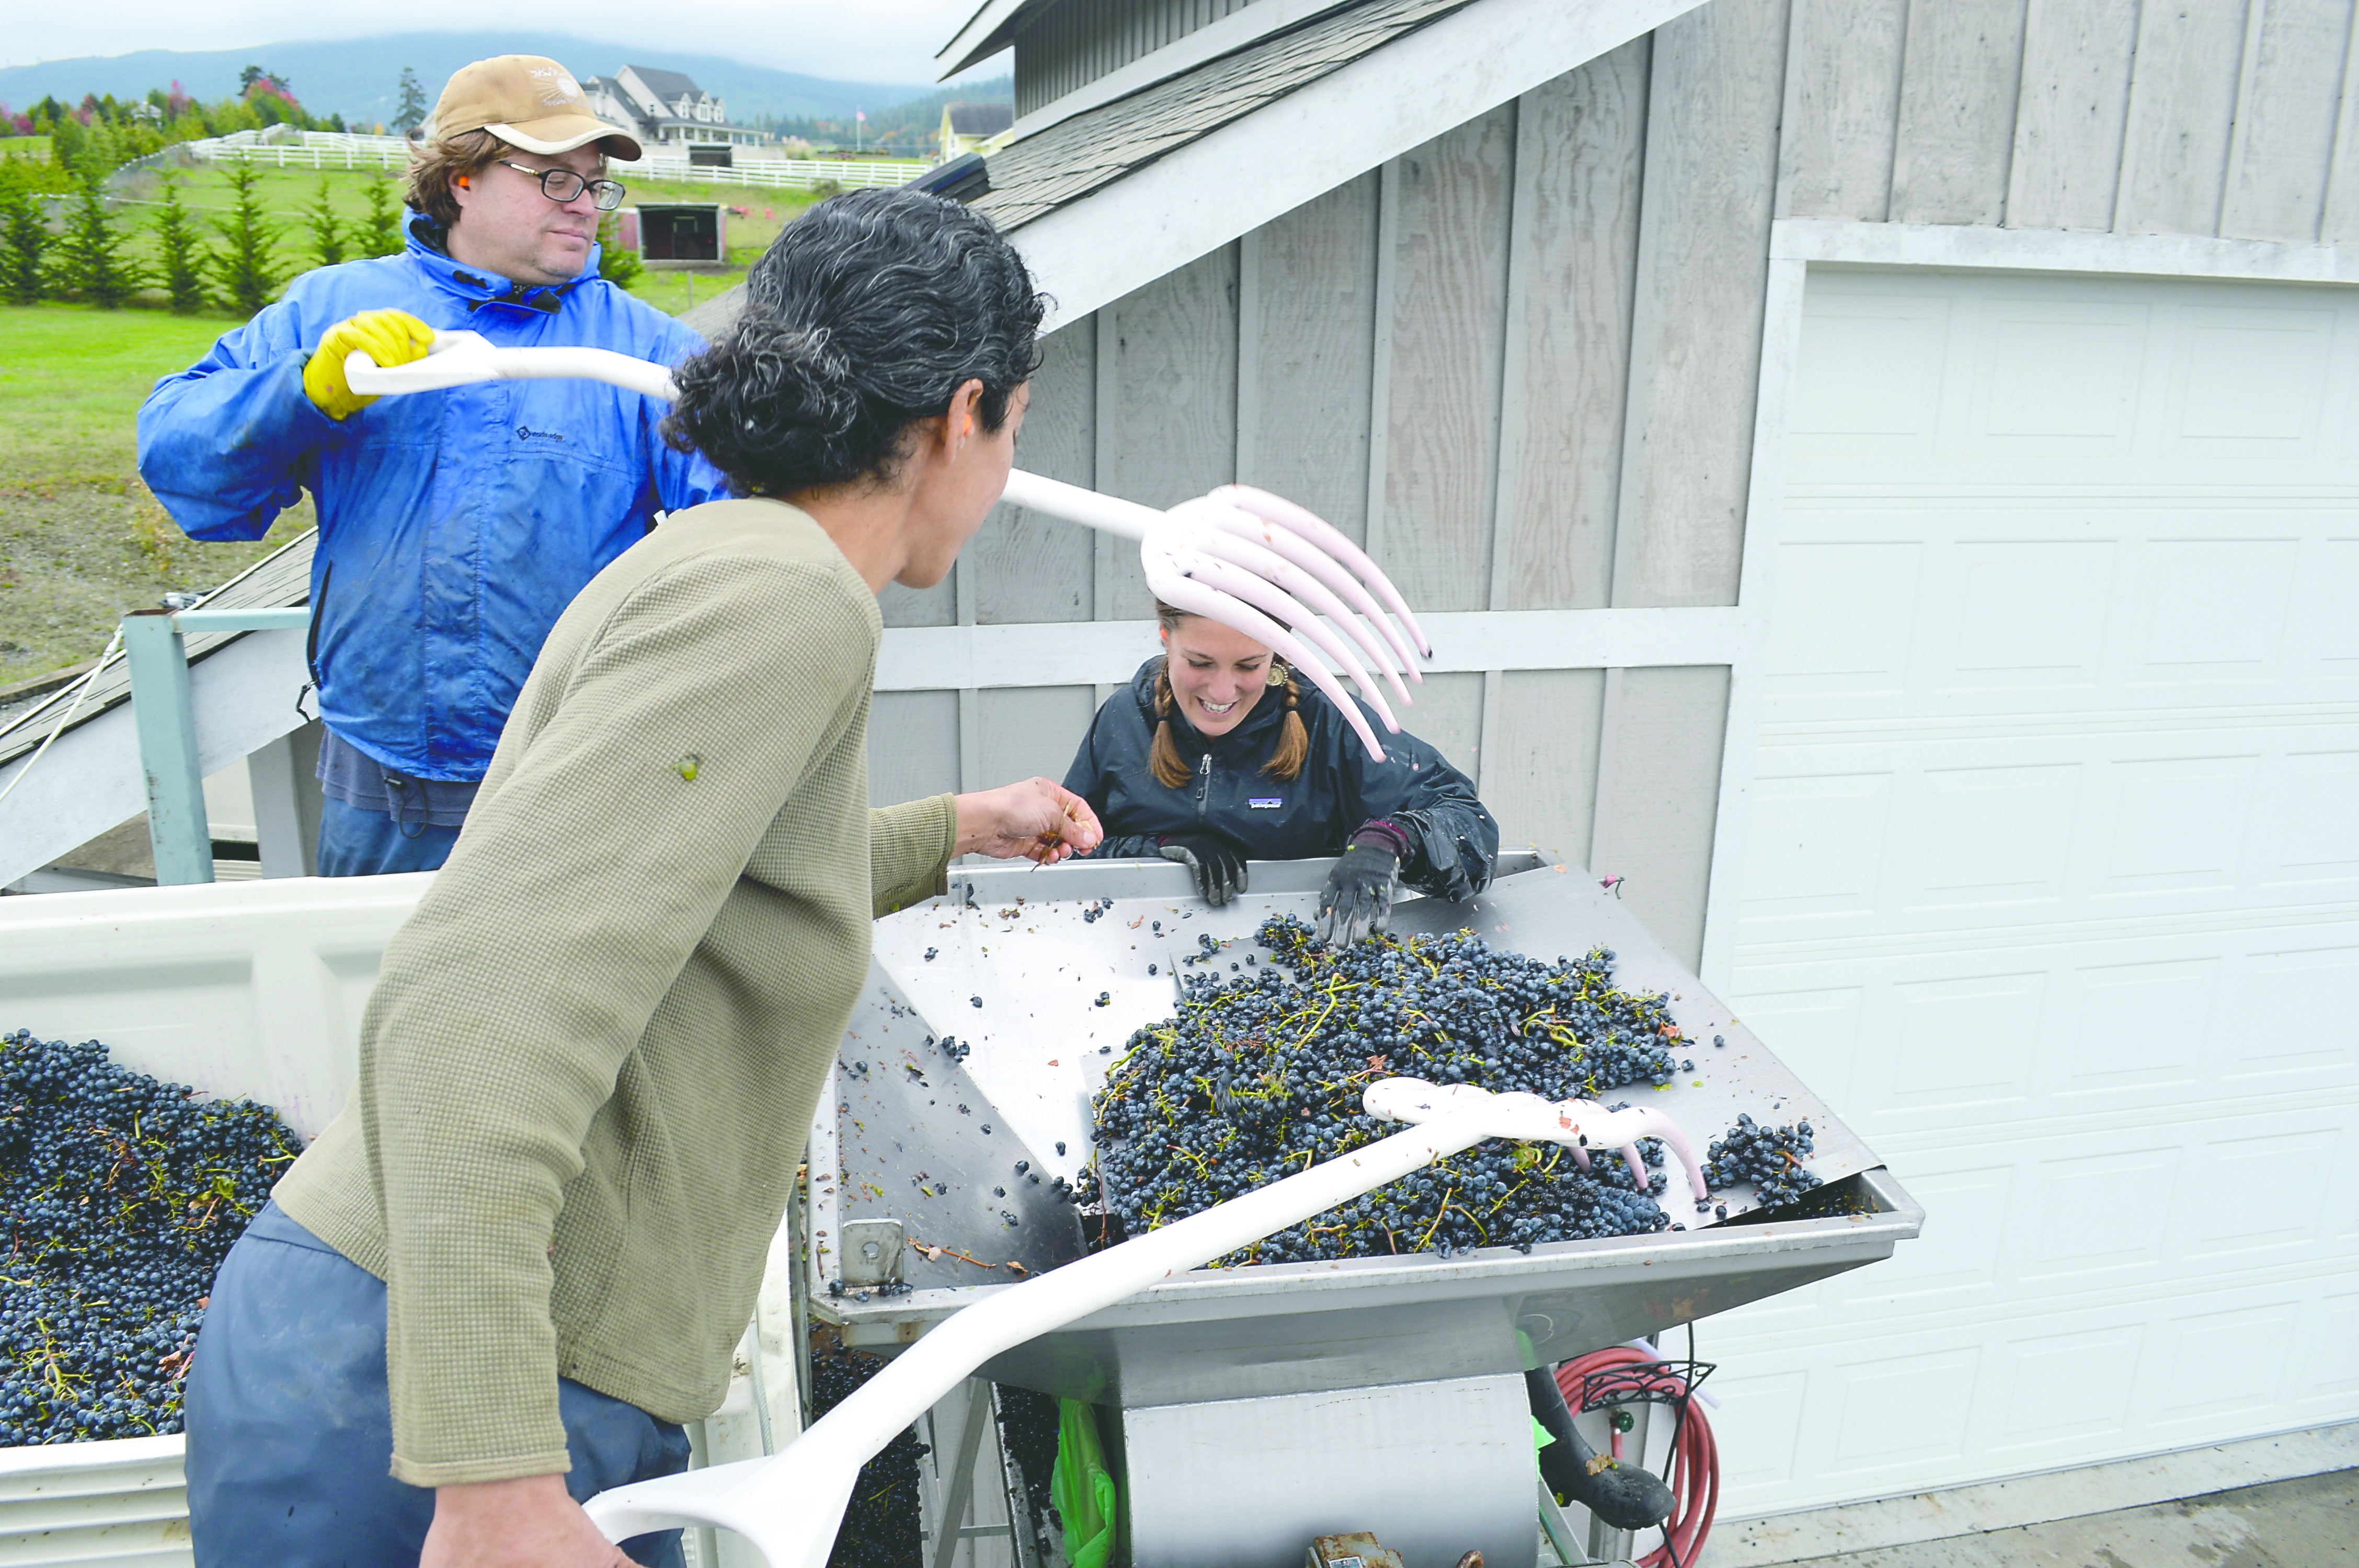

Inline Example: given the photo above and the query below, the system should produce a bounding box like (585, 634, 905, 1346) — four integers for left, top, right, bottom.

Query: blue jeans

(184, 1203, 691, 1568)
(316, 796, 463, 878)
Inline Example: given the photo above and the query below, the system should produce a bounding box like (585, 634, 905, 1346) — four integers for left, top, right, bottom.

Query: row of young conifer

(1, 140, 639, 318)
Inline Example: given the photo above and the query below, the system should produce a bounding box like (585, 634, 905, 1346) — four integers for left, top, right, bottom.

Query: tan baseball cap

(426, 55, 643, 160)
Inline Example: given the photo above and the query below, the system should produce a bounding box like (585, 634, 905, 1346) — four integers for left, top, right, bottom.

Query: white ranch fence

(172, 130, 924, 191)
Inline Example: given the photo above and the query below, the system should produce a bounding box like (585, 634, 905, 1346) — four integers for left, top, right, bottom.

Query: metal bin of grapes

(805, 849, 1922, 1568)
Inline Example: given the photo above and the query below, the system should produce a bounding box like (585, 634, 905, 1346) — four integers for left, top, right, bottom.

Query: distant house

(938, 101, 1015, 162)
(582, 65, 769, 153)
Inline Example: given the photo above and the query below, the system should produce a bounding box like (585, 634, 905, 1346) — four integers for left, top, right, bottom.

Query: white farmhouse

(581, 64, 769, 155)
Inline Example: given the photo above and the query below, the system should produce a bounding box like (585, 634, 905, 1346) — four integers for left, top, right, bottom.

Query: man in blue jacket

(139, 55, 728, 876)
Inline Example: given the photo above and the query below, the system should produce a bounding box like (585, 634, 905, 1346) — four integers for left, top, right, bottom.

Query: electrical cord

(1556, 1341, 1720, 1568)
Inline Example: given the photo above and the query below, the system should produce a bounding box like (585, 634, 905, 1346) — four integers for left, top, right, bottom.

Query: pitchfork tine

(1150, 575, 1389, 763)
(1216, 485, 1434, 660)
(1172, 510, 1414, 708)
(1165, 548, 1401, 732)
(1186, 501, 1419, 693)
(1203, 498, 1422, 681)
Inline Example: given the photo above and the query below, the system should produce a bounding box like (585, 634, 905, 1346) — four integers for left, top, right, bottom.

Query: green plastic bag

(1051, 1397, 1119, 1568)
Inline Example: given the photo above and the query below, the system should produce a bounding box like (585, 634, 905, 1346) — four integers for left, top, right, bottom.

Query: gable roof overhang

(992, 0, 1703, 335)
(936, 0, 1051, 78)
(685, 0, 1701, 346)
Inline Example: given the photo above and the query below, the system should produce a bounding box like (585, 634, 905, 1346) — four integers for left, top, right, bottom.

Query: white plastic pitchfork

(343, 332, 1431, 760)
(576, 1077, 1705, 1567)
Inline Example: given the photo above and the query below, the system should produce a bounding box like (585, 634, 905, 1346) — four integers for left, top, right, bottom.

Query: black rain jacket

(1062, 657, 1499, 902)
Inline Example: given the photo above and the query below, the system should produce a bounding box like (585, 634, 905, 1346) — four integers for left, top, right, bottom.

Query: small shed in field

(636, 203, 728, 265)
(680, 0, 2359, 1528)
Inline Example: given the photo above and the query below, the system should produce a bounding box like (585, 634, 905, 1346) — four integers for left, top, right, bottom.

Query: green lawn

(0, 303, 308, 683)
(0, 304, 231, 488)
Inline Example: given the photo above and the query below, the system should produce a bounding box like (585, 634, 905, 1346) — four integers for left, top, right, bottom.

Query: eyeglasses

(495, 160, 627, 211)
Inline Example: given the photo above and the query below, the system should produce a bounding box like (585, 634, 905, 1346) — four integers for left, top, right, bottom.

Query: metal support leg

(931, 1380, 995, 1568)
(120, 605, 315, 887)
(247, 725, 321, 878)
(120, 610, 211, 886)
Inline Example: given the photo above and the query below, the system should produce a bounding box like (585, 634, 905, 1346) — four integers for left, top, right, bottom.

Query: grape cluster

(1704, 1114, 1823, 1208)
(1, 1029, 299, 1447)
(812, 1344, 930, 1568)
(1087, 918, 1712, 1265)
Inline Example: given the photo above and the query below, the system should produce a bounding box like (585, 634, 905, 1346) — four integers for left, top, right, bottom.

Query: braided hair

(1148, 602, 1310, 788)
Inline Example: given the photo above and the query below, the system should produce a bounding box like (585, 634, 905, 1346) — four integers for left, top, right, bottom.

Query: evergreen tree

(596, 207, 642, 289)
(394, 68, 428, 136)
(210, 157, 282, 317)
(0, 191, 50, 304)
(358, 169, 405, 258)
(151, 176, 208, 313)
(49, 154, 143, 307)
(303, 175, 346, 270)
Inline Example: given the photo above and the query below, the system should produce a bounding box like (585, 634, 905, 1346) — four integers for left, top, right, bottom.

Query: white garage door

(1705, 267, 2359, 1518)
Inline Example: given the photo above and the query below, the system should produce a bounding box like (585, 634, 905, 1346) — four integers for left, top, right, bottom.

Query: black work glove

(1316, 821, 1405, 946)
(1159, 831, 1249, 905)
(1526, 1367, 1675, 1531)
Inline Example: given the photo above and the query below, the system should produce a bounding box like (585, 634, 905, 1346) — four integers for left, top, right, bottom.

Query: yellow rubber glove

(301, 308, 435, 421)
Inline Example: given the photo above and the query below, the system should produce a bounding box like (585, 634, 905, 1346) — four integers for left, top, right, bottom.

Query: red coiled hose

(1556, 1347, 1719, 1568)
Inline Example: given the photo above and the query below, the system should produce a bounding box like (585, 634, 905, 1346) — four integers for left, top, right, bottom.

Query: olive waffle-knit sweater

(272, 498, 957, 1486)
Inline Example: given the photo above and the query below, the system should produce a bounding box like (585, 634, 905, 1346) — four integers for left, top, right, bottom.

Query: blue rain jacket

(137, 220, 729, 782)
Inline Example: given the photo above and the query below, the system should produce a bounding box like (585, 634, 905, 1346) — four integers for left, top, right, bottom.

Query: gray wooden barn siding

(884, 0, 2359, 968)
(1781, 0, 2359, 243)
(878, 23, 1770, 968)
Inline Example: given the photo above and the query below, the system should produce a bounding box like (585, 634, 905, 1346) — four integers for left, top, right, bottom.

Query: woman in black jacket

(1063, 601, 1499, 943)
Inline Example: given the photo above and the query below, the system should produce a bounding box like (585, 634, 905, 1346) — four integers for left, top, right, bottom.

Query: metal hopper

(779, 850, 1922, 1568)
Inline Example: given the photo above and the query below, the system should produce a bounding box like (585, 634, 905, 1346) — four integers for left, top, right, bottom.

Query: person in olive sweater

(1065, 600, 1499, 946)
(182, 191, 1097, 1568)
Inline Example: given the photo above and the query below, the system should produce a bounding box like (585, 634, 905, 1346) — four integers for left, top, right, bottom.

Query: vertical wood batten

(1246, 174, 1381, 544)
(2327, 0, 2359, 240)
(1092, 308, 1117, 621)
(1362, 159, 1402, 571)
(2220, 0, 2357, 241)
(956, 525, 981, 792)
(1479, 93, 1539, 798)
(971, 322, 1096, 626)
(1888, 0, 2031, 226)
(1234, 226, 1261, 488)
(1589, 664, 1628, 874)
(1609, 0, 1791, 611)
(1106, 246, 1239, 622)
(2006, 0, 2140, 232)
(1776, 0, 1912, 222)
(1381, 109, 1515, 616)
(2114, 0, 2253, 235)
(1504, 41, 1647, 615)
(1699, 250, 1807, 994)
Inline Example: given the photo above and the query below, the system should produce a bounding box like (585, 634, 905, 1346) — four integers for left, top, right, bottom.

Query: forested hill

(0, 34, 1009, 128)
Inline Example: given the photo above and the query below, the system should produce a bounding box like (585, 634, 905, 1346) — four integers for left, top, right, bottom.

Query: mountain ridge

(0, 33, 1009, 126)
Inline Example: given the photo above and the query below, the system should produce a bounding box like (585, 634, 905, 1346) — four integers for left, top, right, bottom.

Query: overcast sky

(3, 0, 1005, 85)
